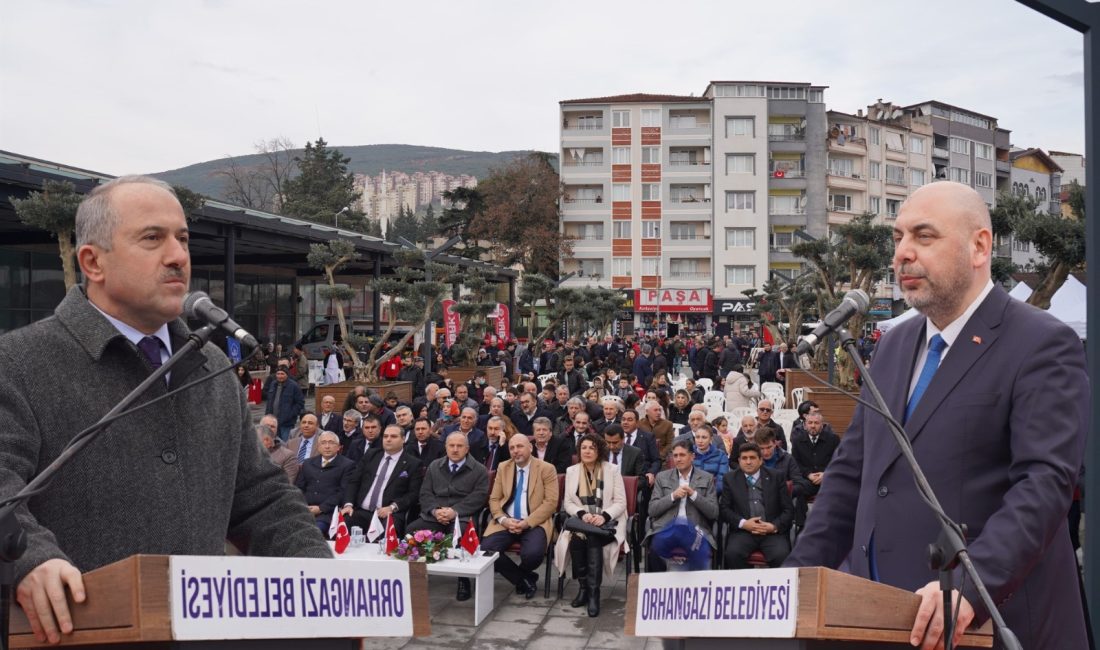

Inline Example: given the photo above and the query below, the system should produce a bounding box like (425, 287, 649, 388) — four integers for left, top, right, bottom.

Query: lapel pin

(972, 336, 982, 345)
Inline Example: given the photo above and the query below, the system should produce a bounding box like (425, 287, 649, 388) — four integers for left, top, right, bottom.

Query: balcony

(668, 271, 713, 281)
(768, 133, 804, 142)
(667, 110, 712, 136)
(561, 159, 605, 168)
(933, 147, 950, 159)
(996, 160, 1011, 174)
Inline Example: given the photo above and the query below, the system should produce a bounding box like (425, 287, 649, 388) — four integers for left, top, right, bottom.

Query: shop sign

(635, 289, 712, 313)
(714, 299, 757, 315)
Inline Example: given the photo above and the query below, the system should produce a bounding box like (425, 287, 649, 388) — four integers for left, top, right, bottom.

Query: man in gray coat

(0, 176, 330, 645)
(644, 440, 719, 571)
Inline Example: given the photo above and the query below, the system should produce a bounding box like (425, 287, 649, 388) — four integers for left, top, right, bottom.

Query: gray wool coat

(0, 287, 330, 584)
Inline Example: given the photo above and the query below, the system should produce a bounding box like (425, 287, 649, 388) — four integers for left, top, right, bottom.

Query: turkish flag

(460, 519, 479, 555)
(384, 515, 399, 554)
(331, 511, 350, 555)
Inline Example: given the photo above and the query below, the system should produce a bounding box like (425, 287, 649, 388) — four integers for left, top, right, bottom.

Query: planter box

(803, 387, 858, 438)
(447, 365, 504, 388)
(313, 380, 414, 411)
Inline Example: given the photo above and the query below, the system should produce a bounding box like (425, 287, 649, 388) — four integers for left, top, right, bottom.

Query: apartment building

(558, 82, 827, 337)
(1050, 151, 1085, 219)
(1007, 147, 1063, 268)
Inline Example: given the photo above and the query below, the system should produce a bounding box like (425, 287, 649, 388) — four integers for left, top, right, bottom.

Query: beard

(897, 246, 972, 324)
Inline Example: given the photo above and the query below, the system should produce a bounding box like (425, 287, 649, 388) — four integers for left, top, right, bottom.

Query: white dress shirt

(907, 280, 994, 401)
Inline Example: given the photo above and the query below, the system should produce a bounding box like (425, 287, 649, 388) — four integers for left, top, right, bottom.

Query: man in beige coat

(481, 435, 559, 598)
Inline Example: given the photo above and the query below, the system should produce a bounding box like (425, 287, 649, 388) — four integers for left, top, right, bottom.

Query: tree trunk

(1026, 261, 1070, 310)
(57, 229, 77, 290)
(327, 264, 367, 383)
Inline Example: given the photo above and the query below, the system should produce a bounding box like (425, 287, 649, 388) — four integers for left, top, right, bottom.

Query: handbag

(563, 515, 616, 543)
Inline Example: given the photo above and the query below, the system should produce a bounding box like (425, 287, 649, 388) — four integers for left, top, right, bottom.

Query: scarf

(577, 463, 605, 515)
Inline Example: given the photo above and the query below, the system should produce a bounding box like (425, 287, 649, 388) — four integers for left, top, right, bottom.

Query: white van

(297, 319, 416, 361)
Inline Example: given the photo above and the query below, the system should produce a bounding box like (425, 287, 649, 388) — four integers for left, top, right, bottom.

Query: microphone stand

(0, 325, 216, 650)
(832, 326, 1020, 650)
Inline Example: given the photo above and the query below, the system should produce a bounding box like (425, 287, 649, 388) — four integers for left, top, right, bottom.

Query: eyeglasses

(758, 408, 773, 413)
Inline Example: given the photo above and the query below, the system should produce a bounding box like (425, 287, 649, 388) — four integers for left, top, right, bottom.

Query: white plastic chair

(727, 406, 754, 422)
(671, 377, 688, 392)
(790, 387, 806, 408)
(760, 381, 784, 395)
(703, 390, 726, 412)
(537, 372, 556, 386)
(696, 378, 714, 392)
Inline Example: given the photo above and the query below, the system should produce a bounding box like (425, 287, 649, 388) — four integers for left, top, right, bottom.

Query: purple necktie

(138, 336, 163, 370)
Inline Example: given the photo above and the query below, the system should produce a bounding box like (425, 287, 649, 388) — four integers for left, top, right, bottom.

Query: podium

(8, 555, 431, 649)
(625, 568, 994, 649)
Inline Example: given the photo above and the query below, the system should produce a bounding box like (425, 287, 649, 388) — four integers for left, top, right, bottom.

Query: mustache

(161, 268, 186, 282)
(897, 264, 925, 277)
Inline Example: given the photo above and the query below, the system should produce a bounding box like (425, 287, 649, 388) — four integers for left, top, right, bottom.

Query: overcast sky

(0, 0, 1085, 176)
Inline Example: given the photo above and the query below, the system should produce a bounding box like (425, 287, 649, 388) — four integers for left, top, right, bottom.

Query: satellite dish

(829, 126, 840, 138)
(891, 109, 903, 119)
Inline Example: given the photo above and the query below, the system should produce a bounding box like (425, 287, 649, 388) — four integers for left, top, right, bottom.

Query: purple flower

(433, 532, 444, 542)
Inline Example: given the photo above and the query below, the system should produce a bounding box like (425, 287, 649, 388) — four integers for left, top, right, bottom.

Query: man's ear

(77, 244, 106, 284)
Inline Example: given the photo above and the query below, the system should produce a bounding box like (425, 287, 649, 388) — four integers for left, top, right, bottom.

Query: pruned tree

(518, 273, 625, 350)
(439, 186, 486, 260)
(306, 240, 366, 382)
(754, 275, 816, 349)
(449, 267, 498, 366)
(361, 249, 451, 382)
(471, 153, 571, 276)
(172, 185, 206, 220)
(11, 180, 82, 290)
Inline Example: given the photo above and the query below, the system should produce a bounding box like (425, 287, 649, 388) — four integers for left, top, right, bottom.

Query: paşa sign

(635, 289, 712, 313)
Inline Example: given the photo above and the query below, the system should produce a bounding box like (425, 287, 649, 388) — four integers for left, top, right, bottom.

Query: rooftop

(560, 93, 702, 105)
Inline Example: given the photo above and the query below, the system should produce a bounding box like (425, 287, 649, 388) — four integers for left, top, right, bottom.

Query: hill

(151, 144, 556, 200)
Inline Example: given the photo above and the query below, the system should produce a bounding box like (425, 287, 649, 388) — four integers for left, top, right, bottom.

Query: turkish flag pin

(972, 336, 982, 345)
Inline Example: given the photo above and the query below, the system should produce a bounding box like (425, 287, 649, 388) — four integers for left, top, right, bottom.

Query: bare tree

(213, 137, 297, 212)
(257, 136, 296, 210)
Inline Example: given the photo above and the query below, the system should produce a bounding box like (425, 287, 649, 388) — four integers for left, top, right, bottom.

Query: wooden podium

(8, 555, 431, 649)
(625, 568, 994, 649)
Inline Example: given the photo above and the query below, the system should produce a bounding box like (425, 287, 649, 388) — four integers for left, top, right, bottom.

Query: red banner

(442, 299, 461, 347)
(491, 303, 510, 343)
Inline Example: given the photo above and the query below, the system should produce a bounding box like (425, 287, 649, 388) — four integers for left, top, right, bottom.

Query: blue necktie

(137, 336, 163, 369)
(513, 469, 525, 519)
(904, 334, 947, 424)
(297, 438, 309, 464)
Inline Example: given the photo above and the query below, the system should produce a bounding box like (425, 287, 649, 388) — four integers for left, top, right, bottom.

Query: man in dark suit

(341, 425, 423, 536)
(529, 417, 571, 473)
(408, 432, 490, 601)
(510, 392, 549, 436)
(755, 343, 780, 385)
(295, 432, 357, 533)
(344, 415, 382, 463)
(556, 354, 587, 396)
(592, 398, 623, 434)
(784, 181, 1089, 649)
(621, 409, 660, 486)
(403, 415, 442, 464)
(317, 395, 342, 434)
(788, 411, 838, 501)
(264, 367, 305, 441)
(443, 407, 489, 464)
(604, 425, 643, 477)
(720, 442, 793, 569)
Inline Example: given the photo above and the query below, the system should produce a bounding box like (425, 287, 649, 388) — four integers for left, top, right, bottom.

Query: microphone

(183, 291, 259, 351)
(794, 289, 870, 356)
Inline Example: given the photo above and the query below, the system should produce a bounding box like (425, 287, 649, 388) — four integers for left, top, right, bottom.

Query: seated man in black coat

(719, 442, 794, 568)
(341, 425, 423, 536)
(295, 432, 357, 533)
(788, 411, 839, 501)
(405, 417, 445, 471)
(510, 392, 549, 436)
(529, 417, 571, 473)
(442, 407, 489, 464)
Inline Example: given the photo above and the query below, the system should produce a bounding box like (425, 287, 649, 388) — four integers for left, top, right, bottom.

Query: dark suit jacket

(344, 448, 423, 514)
(785, 287, 1088, 647)
(625, 429, 661, 476)
(295, 454, 356, 516)
(509, 406, 550, 436)
(789, 430, 840, 475)
(442, 425, 488, 463)
(756, 351, 780, 383)
(418, 456, 490, 521)
(720, 466, 793, 534)
(317, 411, 342, 434)
(592, 416, 619, 434)
(263, 379, 304, 429)
(343, 434, 381, 464)
(531, 434, 572, 473)
(610, 443, 644, 478)
(405, 437, 446, 471)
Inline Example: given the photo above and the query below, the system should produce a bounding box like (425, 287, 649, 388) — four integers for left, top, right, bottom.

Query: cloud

(1046, 71, 1084, 86)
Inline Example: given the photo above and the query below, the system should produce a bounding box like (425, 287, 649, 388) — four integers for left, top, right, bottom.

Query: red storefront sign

(442, 299, 461, 347)
(491, 303, 510, 342)
(634, 289, 712, 313)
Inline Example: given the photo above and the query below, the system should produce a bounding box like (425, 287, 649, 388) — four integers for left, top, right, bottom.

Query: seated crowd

(255, 336, 841, 618)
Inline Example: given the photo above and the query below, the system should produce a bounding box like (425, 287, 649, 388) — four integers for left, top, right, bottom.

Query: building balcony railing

(768, 134, 805, 142)
(771, 169, 805, 178)
(562, 160, 605, 167)
(667, 121, 712, 130)
(885, 144, 905, 152)
(769, 208, 806, 216)
(885, 177, 906, 186)
(566, 234, 605, 241)
(933, 147, 950, 159)
(996, 160, 1011, 173)
(669, 234, 711, 241)
(769, 246, 793, 253)
(669, 160, 711, 167)
(669, 196, 712, 204)
(563, 122, 604, 131)
(562, 197, 605, 204)
(827, 169, 863, 179)
(668, 271, 713, 280)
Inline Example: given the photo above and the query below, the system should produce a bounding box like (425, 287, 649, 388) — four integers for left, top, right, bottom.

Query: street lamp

(397, 234, 462, 375)
(334, 206, 349, 228)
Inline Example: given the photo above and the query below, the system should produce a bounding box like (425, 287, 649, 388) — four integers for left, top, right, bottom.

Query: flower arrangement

(389, 530, 452, 563)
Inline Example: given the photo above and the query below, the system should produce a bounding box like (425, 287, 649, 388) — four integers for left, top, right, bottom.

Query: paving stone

(524, 636, 590, 650)
(539, 614, 599, 636)
(473, 620, 540, 642)
(491, 604, 550, 624)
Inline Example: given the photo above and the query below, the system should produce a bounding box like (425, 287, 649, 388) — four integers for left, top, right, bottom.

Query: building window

(768, 194, 804, 215)
(612, 147, 630, 164)
(767, 86, 807, 100)
(669, 223, 696, 240)
(726, 228, 755, 249)
(885, 132, 905, 151)
(642, 221, 661, 238)
(869, 127, 880, 145)
(670, 259, 701, 277)
(641, 147, 661, 164)
(975, 143, 993, 160)
(886, 164, 906, 185)
(575, 223, 604, 240)
(869, 161, 881, 180)
(1013, 239, 1031, 252)
(869, 196, 881, 214)
(612, 110, 630, 128)
(829, 194, 853, 212)
(726, 154, 755, 174)
(950, 137, 970, 155)
(641, 258, 660, 275)
(725, 265, 755, 286)
(612, 184, 630, 201)
(886, 199, 901, 217)
(828, 157, 854, 177)
(726, 191, 755, 211)
(577, 259, 604, 277)
(808, 89, 824, 103)
(725, 117, 754, 137)
(910, 137, 926, 154)
(612, 258, 632, 276)
(641, 109, 661, 127)
(949, 167, 970, 184)
(975, 171, 993, 188)
(612, 221, 632, 238)
(770, 231, 794, 251)
(642, 183, 661, 201)
(911, 169, 926, 186)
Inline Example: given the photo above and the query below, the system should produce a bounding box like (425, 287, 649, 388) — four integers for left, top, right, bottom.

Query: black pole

(372, 255, 382, 337)
(223, 227, 236, 317)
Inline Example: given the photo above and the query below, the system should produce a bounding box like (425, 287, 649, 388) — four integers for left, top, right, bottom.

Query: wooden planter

(447, 365, 504, 388)
(802, 388, 859, 438)
(313, 380, 414, 411)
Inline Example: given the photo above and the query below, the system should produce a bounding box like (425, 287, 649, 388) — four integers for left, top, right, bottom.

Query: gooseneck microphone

(183, 291, 259, 350)
(794, 289, 871, 356)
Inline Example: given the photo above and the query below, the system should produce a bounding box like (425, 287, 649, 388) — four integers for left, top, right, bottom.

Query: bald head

(904, 180, 992, 235)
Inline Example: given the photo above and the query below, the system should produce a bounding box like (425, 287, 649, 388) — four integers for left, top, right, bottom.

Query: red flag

(333, 513, 350, 555)
(460, 519, 479, 555)
(384, 515, 399, 554)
